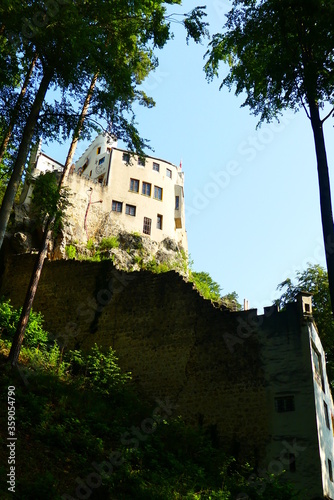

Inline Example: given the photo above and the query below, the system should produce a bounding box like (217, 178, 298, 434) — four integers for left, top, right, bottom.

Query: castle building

(21, 134, 187, 250)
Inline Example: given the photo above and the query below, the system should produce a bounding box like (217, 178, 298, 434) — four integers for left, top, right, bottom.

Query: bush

(65, 244, 76, 259)
(86, 238, 95, 251)
(66, 344, 131, 394)
(0, 299, 48, 347)
(99, 236, 120, 250)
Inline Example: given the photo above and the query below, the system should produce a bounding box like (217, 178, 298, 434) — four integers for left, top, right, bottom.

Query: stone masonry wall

(0, 255, 269, 460)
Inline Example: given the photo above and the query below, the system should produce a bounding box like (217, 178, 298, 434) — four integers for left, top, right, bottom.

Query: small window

(142, 182, 151, 196)
(98, 157, 105, 165)
(122, 152, 130, 163)
(130, 178, 139, 193)
(97, 147, 101, 155)
(154, 186, 163, 200)
(157, 214, 163, 230)
(143, 217, 152, 235)
(107, 147, 111, 153)
(274, 395, 295, 413)
(329, 459, 333, 482)
(313, 344, 325, 392)
(153, 162, 160, 172)
(324, 401, 331, 429)
(112, 201, 122, 213)
(166, 168, 172, 178)
(125, 204, 136, 216)
(138, 157, 145, 167)
(175, 196, 180, 210)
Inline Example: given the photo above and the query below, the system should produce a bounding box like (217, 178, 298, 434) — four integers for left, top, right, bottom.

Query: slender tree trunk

(0, 54, 38, 165)
(62, 72, 99, 174)
(8, 219, 52, 365)
(0, 67, 53, 251)
(309, 100, 334, 314)
(8, 73, 99, 366)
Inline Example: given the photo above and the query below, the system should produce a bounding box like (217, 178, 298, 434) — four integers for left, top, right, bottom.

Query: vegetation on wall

(275, 264, 334, 387)
(0, 300, 297, 499)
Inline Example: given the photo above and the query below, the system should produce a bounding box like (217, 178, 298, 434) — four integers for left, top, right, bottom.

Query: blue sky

(44, 1, 334, 312)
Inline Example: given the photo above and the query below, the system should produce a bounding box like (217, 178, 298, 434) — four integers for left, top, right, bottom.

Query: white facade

(310, 316, 334, 499)
(22, 135, 188, 249)
(73, 134, 187, 248)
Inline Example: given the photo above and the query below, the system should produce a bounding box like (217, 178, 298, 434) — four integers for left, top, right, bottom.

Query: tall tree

(205, 0, 334, 313)
(0, 1, 208, 251)
(6, 2, 209, 365)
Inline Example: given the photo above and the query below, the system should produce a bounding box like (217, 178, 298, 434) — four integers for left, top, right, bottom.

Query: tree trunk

(62, 72, 99, 174)
(0, 53, 38, 165)
(0, 67, 53, 251)
(8, 73, 99, 366)
(309, 100, 334, 314)
(8, 219, 52, 366)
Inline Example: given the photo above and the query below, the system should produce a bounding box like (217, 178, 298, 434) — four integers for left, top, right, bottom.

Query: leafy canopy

(205, 0, 334, 122)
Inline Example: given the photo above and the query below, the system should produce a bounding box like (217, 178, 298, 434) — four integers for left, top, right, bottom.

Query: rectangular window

(274, 395, 295, 413)
(98, 157, 105, 165)
(143, 217, 152, 235)
(122, 152, 130, 163)
(112, 201, 122, 213)
(313, 343, 325, 392)
(153, 162, 160, 172)
(138, 157, 145, 167)
(175, 195, 180, 210)
(142, 182, 151, 196)
(125, 204, 136, 216)
(154, 186, 163, 200)
(166, 168, 172, 178)
(324, 401, 331, 429)
(157, 214, 163, 230)
(97, 147, 101, 155)
(130, 178, 139, 193)
(107, 147, 111, 153)
(329, 459, 333, 482)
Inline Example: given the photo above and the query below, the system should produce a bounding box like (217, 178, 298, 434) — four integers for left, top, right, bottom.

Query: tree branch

(321, 106, 334, 124)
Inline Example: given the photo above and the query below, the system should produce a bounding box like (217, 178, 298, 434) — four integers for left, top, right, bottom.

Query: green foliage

(205, 0, 334, 123)
(65, 244, 76, 259)
(0, 298, 48, 348)
(82, 343, 131, 394)
(221, 291, 242, 311)
(191, 271, 221, 301)
(86, 238, 95, 251)
(0, 329, 297, 499)
(275, 264, 334, 385)
(99, 236, 120, 251)
(31, 172, 70, 234)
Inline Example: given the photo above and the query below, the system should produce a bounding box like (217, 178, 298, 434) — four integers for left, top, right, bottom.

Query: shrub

(65, 244, 76, 259)
(0, 299, 48, 347)
(86, 238, 95, 251)
(66, 344, 131, 394)
(99, 236, 119, 251)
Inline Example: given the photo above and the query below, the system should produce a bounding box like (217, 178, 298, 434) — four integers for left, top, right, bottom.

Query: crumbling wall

(0, 255, 269, 460)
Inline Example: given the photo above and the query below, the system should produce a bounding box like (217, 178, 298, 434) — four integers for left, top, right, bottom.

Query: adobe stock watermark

(186, 111, 296, 222)
(236, 439, 306, 499)
(222, 230, 328, 354)
(61, 397, 177, 500)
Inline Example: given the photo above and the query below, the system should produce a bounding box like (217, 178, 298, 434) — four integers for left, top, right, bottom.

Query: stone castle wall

(1, 255, 269, 460)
